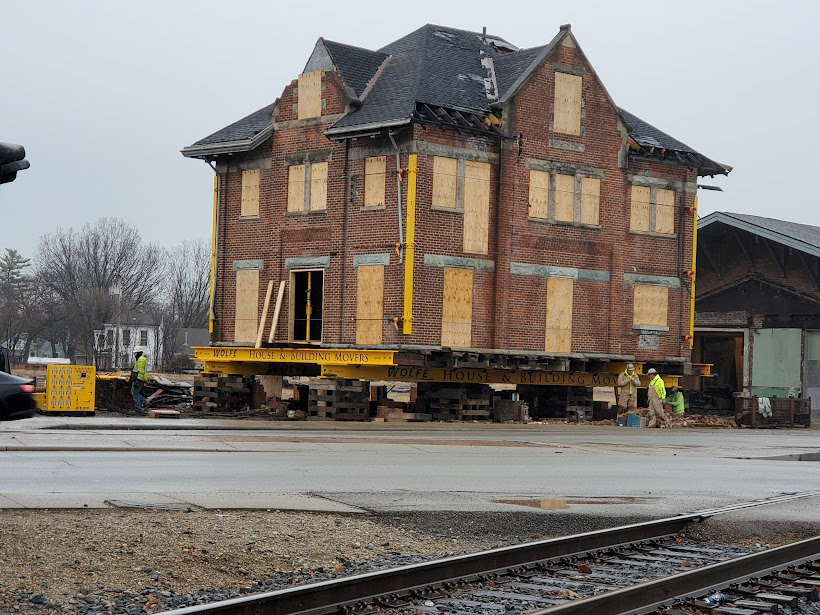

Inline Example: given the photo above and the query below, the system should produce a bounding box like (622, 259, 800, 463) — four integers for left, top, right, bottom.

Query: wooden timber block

(149, 409, 180, 419)
(334, 412, 371, 421)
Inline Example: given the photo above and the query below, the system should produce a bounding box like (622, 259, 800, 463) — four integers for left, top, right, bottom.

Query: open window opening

(290, 270, 324, 342)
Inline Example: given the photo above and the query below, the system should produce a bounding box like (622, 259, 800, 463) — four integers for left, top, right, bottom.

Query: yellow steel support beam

(320, 364, 681, 388)
(402, 154, 417, 334)
(689, 194, 698, 349)
(209, 174, 218, 334)
(194, 346, 397, 366)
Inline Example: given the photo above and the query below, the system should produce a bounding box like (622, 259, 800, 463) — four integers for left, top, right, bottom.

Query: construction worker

(646, 368, 670, 428)
(665, 386, 685, 416)
(130, 347, 149, 413)
(616, 363, 641, 411)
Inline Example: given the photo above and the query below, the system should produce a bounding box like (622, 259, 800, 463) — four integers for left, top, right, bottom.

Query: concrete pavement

(1, 417, 818, 518)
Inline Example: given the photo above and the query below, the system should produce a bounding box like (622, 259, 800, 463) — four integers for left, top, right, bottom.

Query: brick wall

(213, 48, 698, 364)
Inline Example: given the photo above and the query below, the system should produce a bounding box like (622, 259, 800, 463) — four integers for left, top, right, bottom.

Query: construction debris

(95, 374, 192, 412)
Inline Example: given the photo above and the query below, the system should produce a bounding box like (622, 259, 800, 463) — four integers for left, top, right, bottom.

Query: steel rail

(163, 492, 820, 615)
(529, 535, 820, 615)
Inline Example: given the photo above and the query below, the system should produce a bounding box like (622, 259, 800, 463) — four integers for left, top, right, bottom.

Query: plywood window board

(287, 165, 306, 212)
(441, 267, 473, 348)
(240, 169, 260, 217)
(463, 161, 490, 255)
(356, 265, 384, 345)
(234, 269, 260, 343)
(580, 177, 600, 226)
(309, 162, 328, 211)
(633, 284, 668, 327)
(630, 185, 651, 232)
(553, 72, 582, 136)
(364, 156, 386, 207)
(545, 277, 573, 353)
(655, 188, 675, 234)
(297, 71, 322, 120)
(554, 173, 575, 223)
(432, 156, 458, 208)
(528, 170, 549, 219)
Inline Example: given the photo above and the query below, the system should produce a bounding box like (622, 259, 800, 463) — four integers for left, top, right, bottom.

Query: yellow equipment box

(44, 365, 96, 414)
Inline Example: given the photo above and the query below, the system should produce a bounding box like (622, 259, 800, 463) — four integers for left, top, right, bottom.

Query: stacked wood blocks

(308, 379, 370, 421)
(416, 383, 492, 421)
(193, 375, 253, 412)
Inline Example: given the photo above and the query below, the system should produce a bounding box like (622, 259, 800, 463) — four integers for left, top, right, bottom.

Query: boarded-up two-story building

(182, 23, 729, 382)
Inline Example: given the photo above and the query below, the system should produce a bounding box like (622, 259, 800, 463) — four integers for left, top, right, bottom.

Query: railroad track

(166, 492, 820, 615)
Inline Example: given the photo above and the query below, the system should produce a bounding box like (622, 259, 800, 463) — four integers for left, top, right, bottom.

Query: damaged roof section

(322, 39, 388, 98)
(619, 108, 731, 176)
(181, 104, 273, 158)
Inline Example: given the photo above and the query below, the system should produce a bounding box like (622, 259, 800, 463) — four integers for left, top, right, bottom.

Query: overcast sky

(2, 0, 817, 260)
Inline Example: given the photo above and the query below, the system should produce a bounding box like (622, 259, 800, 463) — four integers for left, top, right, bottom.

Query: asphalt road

(1, 423, 818, 519)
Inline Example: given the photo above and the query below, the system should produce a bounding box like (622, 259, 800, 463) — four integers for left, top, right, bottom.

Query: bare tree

(0, 248, 31, 358)
(165, 239, 210, 328)
(36, 218, 165, 361)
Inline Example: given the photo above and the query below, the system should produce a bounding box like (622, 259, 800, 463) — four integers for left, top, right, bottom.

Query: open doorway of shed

(289, 270, 324, 342)
(692, 330, 745, 410)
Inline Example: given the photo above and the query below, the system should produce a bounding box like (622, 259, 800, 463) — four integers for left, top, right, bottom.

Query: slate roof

(183, 23, 729, 176)
(699, 212, 820, 258)
(181, 104, 273, 157)
(322, 39, 388, 98)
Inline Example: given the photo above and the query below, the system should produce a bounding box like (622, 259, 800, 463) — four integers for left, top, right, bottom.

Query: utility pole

(112, 275, 121, 370)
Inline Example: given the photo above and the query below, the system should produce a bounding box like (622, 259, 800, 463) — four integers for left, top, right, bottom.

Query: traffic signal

(0, 142, 30, 185)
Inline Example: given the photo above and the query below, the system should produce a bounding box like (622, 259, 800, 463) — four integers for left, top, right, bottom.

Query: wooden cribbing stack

(193, 374, 253, 412)
(308, 379, 370, 421)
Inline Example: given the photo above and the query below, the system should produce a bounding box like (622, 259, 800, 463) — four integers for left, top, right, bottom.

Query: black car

(0, 371, 36, 421)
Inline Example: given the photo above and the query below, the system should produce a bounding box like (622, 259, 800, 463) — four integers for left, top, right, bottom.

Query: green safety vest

(665, 392, 685, 414)
(650, 375, 666, 400)
(622, 370, 636, 394)
(133, 355, 148, 381)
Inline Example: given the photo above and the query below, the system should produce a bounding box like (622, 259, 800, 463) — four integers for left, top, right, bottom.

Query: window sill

(239, 215, 261, 220)
(431, 205, 463, 213)
(527, 217, 601, 230)
(360, 205, 386, 211)
(285, 210, 328, 217)
(629, 230, 677, 239)
(632, 325, 669, 332)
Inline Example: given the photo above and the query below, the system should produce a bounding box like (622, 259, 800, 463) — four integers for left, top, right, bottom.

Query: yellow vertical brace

(689, 194, 698, 349)
(209, 174, 218, 334)
(403, 155, 417, 334)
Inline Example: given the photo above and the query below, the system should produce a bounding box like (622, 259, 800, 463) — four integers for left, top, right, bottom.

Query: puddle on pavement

(753, 452, 820, 462)
(494, 496, 654, 509)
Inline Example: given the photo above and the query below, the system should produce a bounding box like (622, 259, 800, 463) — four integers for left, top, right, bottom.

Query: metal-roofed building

(695, 212, 820, 419)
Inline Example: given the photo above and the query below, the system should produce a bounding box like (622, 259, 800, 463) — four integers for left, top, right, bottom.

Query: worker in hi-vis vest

(646, 368, 671, 428)
(616, 363, 641, 411)
(130, 347, 149, 413)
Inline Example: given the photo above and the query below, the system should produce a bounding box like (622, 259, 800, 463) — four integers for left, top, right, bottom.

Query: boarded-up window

(633, 284, 668, 327)
(554, 174, 575, 222)
(309, 162, 328, 211)
(356, 265, 384, 345)
(545, 277, 573, 353)
(630, 185, 651, 232)
(655, 188, 675, 235)
(297, 71, 322, 120)
(364, 157, 386, 207)
(234, 269, 260, 343)
(287, 165, 305, 212)
(441, 268, 473, 347)
(240, 169, 260, 217)
(553, 72, 582, 136)
(432, 156, 458, 208)
(580, 177, 600, 225)
(528, 170, 549, 219)
(463, 161, 491, 254)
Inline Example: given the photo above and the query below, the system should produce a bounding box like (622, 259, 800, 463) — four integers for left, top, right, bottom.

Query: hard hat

(671, 386, 679, 393)
(626, 363, 635, 370)
(134, 346, 147, 355)
(647, 368, 657, 375)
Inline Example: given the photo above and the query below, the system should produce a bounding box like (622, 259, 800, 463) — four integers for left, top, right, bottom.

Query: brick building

(695, 212, 820, 419)
(182, 24, 729, 373)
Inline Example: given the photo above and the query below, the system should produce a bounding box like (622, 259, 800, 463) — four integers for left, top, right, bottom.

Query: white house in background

(95, 311, 163, 371)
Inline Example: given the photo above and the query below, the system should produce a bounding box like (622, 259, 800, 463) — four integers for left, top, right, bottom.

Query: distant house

(95, 312, 163, 371)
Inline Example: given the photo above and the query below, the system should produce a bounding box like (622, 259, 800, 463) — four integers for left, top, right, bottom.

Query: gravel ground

(1, 509, 818, 614)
